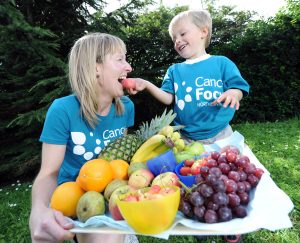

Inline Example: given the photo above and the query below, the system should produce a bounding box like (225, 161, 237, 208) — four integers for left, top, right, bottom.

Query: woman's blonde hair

(68, 33, 126, 128)
(169, 10, 212, 48)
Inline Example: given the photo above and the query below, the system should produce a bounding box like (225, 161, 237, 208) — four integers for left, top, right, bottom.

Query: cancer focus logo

(71, 132, 102, 160)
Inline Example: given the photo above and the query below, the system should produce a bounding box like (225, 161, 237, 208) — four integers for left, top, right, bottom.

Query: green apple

(184, 141, 205, 156)
(175, 151, 194, 163)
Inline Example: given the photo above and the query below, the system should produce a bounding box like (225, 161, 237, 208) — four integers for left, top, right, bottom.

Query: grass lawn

(0, 118, 299, 243)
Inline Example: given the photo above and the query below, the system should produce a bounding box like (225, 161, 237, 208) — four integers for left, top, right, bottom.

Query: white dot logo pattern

(175, 81, 193, 110)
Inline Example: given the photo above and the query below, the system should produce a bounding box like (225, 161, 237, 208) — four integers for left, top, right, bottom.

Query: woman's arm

(29, 143, 74, 242)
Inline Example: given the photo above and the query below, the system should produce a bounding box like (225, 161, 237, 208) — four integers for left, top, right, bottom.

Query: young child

(130, 10, 249, 146)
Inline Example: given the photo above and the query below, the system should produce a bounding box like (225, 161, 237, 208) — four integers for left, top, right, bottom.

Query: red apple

(128, 168, 154, 189)
(121, 78, 136, 89)
(109, 185, 134, 220)
(151, 172, 181, 187)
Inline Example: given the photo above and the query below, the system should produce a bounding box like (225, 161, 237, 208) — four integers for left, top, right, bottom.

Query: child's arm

(211, 89, 243, 110)
(127, 78, 174, 105)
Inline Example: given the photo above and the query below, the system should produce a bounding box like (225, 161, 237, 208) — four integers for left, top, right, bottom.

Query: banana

(131, 134, 166, 163)
(141, 143, 170, 162)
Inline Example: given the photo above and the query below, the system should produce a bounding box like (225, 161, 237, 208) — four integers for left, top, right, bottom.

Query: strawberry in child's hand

(121, 78, 136, 89)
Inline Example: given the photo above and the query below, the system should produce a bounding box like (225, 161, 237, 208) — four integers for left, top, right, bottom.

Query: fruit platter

(50, 110, 294, 238)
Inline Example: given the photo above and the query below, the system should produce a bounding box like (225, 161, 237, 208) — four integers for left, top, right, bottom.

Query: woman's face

(97, 50, 132, 98)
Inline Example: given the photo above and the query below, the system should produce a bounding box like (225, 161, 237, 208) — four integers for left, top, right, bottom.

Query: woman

(29, 33, 136, 243)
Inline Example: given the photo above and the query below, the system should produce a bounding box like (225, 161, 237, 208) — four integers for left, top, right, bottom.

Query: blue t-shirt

(40, 94, 134, 184)
(161, 55, 249, 140)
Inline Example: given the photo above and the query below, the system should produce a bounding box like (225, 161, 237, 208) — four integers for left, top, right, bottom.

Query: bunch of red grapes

(179, 145, 264, 223)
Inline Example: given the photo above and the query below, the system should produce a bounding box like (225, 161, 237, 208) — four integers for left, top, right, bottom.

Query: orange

(110, 159, 129, 180)
(50, 181, 85, 218)
(77, 158, 113, 192)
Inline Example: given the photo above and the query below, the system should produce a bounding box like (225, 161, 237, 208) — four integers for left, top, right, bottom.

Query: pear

(104, 179, 128, 201)
(76, 191, 105, 222)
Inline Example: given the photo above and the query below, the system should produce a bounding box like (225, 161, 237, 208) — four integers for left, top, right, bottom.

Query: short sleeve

(161, 67, 175, 94)
(121, 96, 135, 128)
(39, 99, 70, 144)
(223, 58, 250, 96)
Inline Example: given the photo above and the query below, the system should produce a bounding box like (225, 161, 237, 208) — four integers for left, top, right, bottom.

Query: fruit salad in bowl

(116, 185, 180, 234)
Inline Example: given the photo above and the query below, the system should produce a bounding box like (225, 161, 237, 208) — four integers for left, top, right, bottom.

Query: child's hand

(124, 78, 148, 95)
(211, 89, 243, 110)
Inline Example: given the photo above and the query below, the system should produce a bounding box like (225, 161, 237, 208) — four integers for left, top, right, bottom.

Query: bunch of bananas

(130, 125, 185, 163)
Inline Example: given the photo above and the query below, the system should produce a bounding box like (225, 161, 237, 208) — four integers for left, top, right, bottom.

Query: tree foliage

(0, 1, 68, 182)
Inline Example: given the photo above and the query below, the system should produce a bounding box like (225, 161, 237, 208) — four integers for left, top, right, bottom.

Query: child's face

(171, 18, 207, 59)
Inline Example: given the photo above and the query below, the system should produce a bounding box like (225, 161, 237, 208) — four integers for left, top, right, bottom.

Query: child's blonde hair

(169, 10, 212, 48)
(68, 33, 126, 128)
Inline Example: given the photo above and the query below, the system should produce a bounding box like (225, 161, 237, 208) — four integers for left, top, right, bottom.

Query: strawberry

(190, 166, 201, 175)
(184, 159, 195, 167)
(190, 161, 202, 175)
(179, 166, 191, 176)
(121, 78, 136, 89)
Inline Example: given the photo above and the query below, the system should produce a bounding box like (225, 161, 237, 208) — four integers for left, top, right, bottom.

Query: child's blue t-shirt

(39, 94, 134, 185)
(161, 55, 249, 140)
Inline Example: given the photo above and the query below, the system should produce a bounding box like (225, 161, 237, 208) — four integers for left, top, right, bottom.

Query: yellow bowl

(116, 186, 180, 234)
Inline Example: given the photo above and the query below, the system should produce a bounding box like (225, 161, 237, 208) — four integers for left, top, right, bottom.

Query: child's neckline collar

(185, 54, 211, 64)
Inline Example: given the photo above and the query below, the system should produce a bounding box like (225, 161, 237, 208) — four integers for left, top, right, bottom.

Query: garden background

(0, 0, 299, 242)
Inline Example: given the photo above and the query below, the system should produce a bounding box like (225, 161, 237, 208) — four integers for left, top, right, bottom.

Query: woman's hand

(29, 143, 71, 243)
(30, 207, 74, 243)
(211, 89, 243, 110)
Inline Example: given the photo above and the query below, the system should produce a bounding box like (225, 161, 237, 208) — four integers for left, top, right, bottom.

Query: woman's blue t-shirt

(39, 94, 134, 184)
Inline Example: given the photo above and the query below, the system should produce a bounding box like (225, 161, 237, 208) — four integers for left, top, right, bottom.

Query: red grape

(238, 192, 250, 205)
(225, 179, 238, 193)
(209, 167, 222, 178)
(218, 206, 233, 222)
(207, 159, 218, 168)
(254, 168, 264, 179)
(219, 163, 230, 174)
(218, 155, 228, 164)
(244, 163, 256, 174)
(228, 193, 241, 207)
(226, 151, 237, 163)
(247, 174, 259, 187)
(233, 205, 247, 218)
(211, 151, 220, 160)
(228, 171, 240, 182)
(204, 210, 218, 223)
